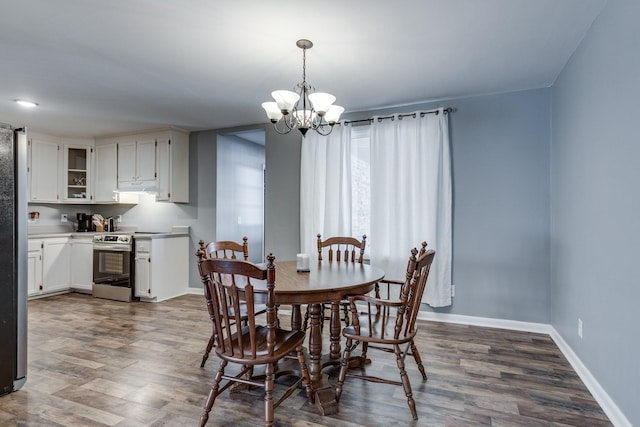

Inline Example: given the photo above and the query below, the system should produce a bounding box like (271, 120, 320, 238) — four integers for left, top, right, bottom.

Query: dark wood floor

(0, 293, 612, 426)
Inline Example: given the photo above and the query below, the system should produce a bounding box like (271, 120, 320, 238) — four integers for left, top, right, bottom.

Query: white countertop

(28, 225, 189, 239)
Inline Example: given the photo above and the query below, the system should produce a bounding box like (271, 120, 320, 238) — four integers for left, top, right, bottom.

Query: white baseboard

(186, 287, 204, 295)
(417, 311, 631, 427)
(548, 328, 632, 427)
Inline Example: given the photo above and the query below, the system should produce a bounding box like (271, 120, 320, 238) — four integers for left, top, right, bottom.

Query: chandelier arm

(273, 119, 293, 135)
(315, 122, 334, 136)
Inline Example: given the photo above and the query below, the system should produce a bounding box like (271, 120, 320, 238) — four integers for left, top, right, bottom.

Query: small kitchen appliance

(76, 212, 94, 232)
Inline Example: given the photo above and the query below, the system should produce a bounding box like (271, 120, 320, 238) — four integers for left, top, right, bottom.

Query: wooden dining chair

(302, 234, 366, 330)
(196, 251, 313, 427)
(197, 237, 266, 368)
(335, 244, 436, 420)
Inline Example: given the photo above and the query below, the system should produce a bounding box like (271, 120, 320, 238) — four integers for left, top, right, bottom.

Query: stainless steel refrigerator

(0, 124, 27, 395)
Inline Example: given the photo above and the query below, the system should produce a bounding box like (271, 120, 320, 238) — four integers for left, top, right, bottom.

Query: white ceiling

(0, 0, 605, 138)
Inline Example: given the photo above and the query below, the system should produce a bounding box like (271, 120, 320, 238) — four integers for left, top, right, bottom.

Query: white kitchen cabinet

(42, 237, 71, 294)
(134, 236, 188, 302)
(63, 145, 93, 202)
(94, 143, 118, 202)
(28, 136, 60, 202)
(70, 237, 93, 292)
(134, 240, 151, 298)
(28, 237, 71, 296)
(156, 130, 189, 203)
(118, 138, 157, 191)
(27, 240, 43, 296)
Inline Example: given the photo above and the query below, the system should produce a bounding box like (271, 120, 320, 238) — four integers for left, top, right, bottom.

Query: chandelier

(262, 39, 344, 137)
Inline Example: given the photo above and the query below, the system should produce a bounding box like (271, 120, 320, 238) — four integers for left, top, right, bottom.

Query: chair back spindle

(317, 234, 366, 263)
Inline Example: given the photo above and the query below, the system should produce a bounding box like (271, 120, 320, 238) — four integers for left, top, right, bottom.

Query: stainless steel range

(92, 234, 135, 302)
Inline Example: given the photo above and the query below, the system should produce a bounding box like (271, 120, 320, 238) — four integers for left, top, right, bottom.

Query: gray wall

(343, 89, 551, 323)
(263, 126, 302, 262)
(551, 0, 640, 423)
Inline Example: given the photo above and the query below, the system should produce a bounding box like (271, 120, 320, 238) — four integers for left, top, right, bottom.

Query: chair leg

(394, 344, 417, 420)
(342, 302, 350, 326)
(200, 359, 227, 426)
(264, 362, 275, 427)
(360, 342, 369, 368)
(336, 338, 353, 402)
(410, 340, 427, 381)
(200, 333, 215, 367)
(302, 306, 310, 331)
(296, 344, 314, 403)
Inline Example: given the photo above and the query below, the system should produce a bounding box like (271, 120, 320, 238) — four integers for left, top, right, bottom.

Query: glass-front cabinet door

(63, 145, 92, 202)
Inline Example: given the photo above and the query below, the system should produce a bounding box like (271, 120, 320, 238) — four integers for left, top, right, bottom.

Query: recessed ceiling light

(15, 99, 38, 108)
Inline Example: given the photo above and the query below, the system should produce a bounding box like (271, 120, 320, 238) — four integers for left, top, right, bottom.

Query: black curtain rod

(342, 107, 453, 125)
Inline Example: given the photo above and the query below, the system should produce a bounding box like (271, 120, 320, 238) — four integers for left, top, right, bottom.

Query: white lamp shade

(324, 105, 344, 124)
(308, 92, 336, 114)
(294, 109, 316, 127)
(271, 90, 300, 112)
(262, 102, 283, 121)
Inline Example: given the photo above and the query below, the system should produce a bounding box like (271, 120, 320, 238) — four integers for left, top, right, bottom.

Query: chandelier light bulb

(308, 92, 336, 115)
(271, 90, 299, 113)
(324, 105, 345, 124)
(262, 102, 283, 122)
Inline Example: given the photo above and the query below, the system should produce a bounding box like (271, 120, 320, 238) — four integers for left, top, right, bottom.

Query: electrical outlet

(61, 214, 68, 223)
(578, 318, 583, 339)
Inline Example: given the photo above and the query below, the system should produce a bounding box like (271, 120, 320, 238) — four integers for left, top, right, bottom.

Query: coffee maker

(76, 213, 93, 232)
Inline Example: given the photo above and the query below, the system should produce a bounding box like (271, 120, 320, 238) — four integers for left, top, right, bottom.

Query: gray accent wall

(343, 89, 551, 323)
(551, 0, 640, 424)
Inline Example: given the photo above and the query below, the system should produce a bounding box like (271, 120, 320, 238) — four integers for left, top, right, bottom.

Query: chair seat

(217, 326, 306, 363)
(342, 315, 415, 344)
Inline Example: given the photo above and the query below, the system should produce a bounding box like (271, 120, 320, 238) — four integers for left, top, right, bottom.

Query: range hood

(115, 180, 158, 194)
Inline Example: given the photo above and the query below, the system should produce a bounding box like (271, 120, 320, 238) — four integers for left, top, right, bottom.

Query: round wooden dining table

(251, 259, 385, 415)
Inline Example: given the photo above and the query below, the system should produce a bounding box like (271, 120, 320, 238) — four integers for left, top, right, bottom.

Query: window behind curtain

(351, 125, 371, 255)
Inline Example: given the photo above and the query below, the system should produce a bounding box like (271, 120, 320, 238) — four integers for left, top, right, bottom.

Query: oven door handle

(93, 245, 132, 252)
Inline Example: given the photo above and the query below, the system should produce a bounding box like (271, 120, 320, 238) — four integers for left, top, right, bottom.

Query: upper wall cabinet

(156, 130, 189, 203)
(117, 138, 157, 190)
(94, 143, 118, 203)
(28, 136, 61, 203)
(62, 145, 93, 202)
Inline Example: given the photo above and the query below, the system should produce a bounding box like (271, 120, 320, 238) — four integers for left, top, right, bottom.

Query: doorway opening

(216, 129, 265, 263)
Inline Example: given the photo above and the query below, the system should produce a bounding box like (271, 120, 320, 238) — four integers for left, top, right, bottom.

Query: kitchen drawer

(28, 239, 42, 251)
(135, 240, 151, 253)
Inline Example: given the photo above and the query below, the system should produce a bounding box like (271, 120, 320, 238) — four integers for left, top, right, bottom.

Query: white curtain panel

(370, 109, 452, 307)
(300, 123, 353, 256)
